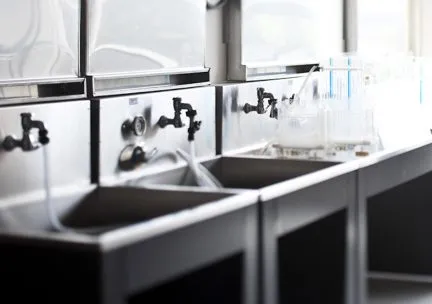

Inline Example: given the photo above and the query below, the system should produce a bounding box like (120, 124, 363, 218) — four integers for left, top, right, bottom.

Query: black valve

(243, 87, 278, 119)
(158, 97, 202, 141)
(118, 144, 158, 171)
(2, 113, 49, 152)
(122, 115, 146, 137)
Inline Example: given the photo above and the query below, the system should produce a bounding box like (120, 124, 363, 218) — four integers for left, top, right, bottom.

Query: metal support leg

(244, 206, 259, 304)
(260, 200, 278, 304)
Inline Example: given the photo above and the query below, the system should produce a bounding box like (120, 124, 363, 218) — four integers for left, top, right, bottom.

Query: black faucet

(2, 113, 49, 152)
(243, 88, 278, 119)
(158, 97, 202, 141)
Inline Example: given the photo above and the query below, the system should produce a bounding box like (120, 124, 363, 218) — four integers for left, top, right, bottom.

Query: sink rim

(0, 184, 259, 251)
(136, 154, 359, 200)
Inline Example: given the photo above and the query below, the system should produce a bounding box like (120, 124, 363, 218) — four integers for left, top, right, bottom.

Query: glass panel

(241, 0, 343, 66)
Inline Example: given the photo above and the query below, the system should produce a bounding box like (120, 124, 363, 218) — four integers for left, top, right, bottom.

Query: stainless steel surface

(0, 78, 86, 105)
(356, 139, 432, 304)
(359, 140, 432, 196)
(369, 272, 432, 284)
(225, 0, 343, 81)
(0, 185, 258, 250)
(0, 0, 80, 82)
(0, 186, 230, 233)
(369, 278, 432, 304)
(86, 0, 206, 76)
(134, 155, 339, 190)
(98, 86, 216, 185)
(344, 0, 358, 52)
(0, 100, 91, 201)
(217, 79, 293, 154)
(90, 70, 210, 97)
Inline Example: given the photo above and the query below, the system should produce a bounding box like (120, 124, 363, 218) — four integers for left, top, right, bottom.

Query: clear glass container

(276, 95, 329, 150)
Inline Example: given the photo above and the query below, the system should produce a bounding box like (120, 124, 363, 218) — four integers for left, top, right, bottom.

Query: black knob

(158, 116, 169, 128)
(243, 103, 254, 113)
(2, 136, 17, 151)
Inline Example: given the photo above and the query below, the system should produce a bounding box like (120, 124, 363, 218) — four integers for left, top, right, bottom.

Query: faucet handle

(2, 136, 20, 151)
(119, 144, 159, 171)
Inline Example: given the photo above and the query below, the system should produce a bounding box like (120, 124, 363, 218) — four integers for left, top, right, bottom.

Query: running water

(42, 146, 65, 232)
(185, 141, 222, 189)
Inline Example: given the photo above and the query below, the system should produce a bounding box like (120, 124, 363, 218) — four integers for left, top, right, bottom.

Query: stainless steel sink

(0, 186, 234, 236)
(137, 155, 355, 304)
(0, 185, 259, 304)
(134, 155, 341, 189)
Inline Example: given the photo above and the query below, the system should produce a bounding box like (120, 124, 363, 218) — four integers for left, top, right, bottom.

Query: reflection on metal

(89, 69, 210, 97)
(85, 0, 209, 95)
(216, 79, 294, 155)
(0, 0, 84, 103)
(225, 0, 343, 81)
(0, 0, 80, 81)
(97, 86, 216, 186)
(0, 78, 86, 105)
(0, 100, 91, 201)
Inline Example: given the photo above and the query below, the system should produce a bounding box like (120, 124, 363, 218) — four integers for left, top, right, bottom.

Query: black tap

(158, 97, 202, 141)
(243, 88, 278, 119)
(2, 113, 49, 152)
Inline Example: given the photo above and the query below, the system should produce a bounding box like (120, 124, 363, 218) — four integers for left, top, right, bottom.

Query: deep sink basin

(0, 186, 235, 238)
(0, 185, 259, 304)
(134, 156, 341, 189)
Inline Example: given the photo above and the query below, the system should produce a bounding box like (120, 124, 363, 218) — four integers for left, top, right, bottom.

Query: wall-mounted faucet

(1, 113, 49, 152)
(158, 97, 202, 141)
(243, 87, 278, 119)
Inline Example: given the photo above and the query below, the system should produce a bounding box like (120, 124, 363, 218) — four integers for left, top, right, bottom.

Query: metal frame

(0, 186, 259, 304)
(87, 69, 211, 98)
(356, 140, 432, 303)
(0, 78, 87, 106)
(343, 0, 359, 52)
(83, 0, 210, 96)
(259, 163, 359, 304)
(224, 0, 343, 81)
(0, 0, 85, 104)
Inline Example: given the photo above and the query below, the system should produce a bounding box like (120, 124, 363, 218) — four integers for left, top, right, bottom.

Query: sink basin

(133, 156, 341, 190)
(0, 186, 235, 236)
(0, 185, 259, 304)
